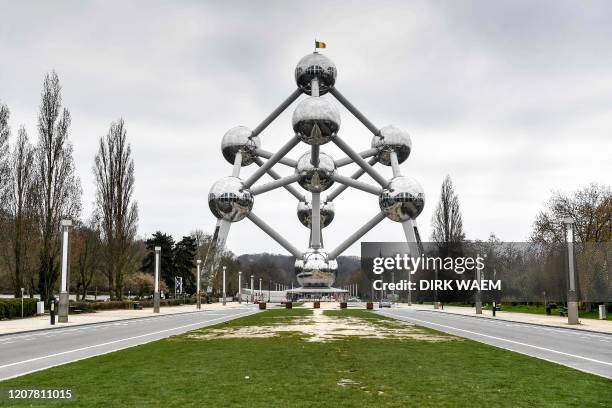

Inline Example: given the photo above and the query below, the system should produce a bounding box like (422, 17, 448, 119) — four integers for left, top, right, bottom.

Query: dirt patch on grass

(185, 309, 453, 342)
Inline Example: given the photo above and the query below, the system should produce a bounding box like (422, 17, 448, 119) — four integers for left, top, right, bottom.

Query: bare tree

(531, 183, 611, 244)
(34, 71, 82, 302)
(71, 220, 102, 300)
(0, 102, 10, 205)
(3, 127, 38, 297)
(431, 175, 465, 244)
(94, 118, 138, 300)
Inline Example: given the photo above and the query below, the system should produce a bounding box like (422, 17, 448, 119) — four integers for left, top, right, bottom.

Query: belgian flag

(315, 40, 326, 49)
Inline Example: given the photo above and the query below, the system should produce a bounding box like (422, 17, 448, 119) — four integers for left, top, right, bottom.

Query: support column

(154, 246, 161, 313)
(311, 192, 322, 249)
(58, 219, 72, 323)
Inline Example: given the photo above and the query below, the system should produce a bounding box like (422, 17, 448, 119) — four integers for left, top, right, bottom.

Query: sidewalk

(0, 302, 247, 336)
(393, 303, 612, 334)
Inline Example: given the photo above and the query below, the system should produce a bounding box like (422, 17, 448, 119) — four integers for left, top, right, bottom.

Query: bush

(0, 298, 39, 320)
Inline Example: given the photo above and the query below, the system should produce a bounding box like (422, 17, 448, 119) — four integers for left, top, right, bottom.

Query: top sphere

(295, 53, 337, 95)
(379, 176, 425, 222)
(371, 125, 412, 166)
(221, 126, 261, 166)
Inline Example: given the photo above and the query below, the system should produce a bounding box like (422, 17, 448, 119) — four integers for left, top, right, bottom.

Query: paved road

(378, 308, 612, 379)
(0, 306, 258, 381)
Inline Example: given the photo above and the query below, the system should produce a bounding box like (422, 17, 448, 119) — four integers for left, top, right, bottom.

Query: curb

(414, 308, 612, 336)
(0, 309, 212, 337)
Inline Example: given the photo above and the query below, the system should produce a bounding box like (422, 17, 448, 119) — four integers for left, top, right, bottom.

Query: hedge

(69, 297, 195, 312)
(0, 298, 39, 320)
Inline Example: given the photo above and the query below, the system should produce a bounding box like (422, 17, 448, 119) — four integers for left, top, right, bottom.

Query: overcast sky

(1, 0, 610, 257)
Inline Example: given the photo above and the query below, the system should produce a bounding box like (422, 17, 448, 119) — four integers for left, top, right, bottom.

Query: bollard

(492, 302, 496, 317)
(50, 298, 56, 325)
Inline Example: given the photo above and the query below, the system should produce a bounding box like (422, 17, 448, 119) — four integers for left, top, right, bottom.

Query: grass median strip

(1, 308, 609, 407)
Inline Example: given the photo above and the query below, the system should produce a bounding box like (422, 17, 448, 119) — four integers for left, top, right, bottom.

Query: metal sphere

(379, 176, 425, 222)
(295, 248, 337, 287)
(297, 200, 335, 228)
(221, 126, 261, 166)
(294, 52, 337, 95)
(371, 125, 412, 166)
(208, 176, 253, 222)
(295, 151, 336, 192)
(292, 97, 340, 145)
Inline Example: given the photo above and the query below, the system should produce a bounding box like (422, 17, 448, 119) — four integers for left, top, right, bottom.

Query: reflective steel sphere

(379, 176, 425, 222)
(208, 176, 253, 222)
(294, 53, 337, 95)
(221, 126, 261, 166)
(371, 125, 412, 166)
(292, 97, 340, 145)
(297, 200, 335, 228)
(295, 151, 336, 192)
(295, 248, 337, 287)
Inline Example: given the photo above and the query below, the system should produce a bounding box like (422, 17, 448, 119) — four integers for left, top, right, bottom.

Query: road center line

(379, 311, 612, 367)
(0, 310, 255, 370)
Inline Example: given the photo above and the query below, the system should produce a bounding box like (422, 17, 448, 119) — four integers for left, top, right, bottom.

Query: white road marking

(380, 311, 612, 367)
(0, 310, 255, 371)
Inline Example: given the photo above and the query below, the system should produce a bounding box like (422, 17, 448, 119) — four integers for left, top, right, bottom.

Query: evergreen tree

(142, 232, 175, 293)
(174, 236, 197, 294)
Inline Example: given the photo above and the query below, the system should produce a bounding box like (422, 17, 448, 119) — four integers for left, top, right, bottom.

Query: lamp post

(250, 274, 254, 303)
(21, 288, 24, 319)
(222, 266, 227, 306)
(259, 277, 262, 302)
(154, 246, 161, 313)
(475, 253, 483, 314)
(58, 219, 72, 323)
(196, 260, 202, 310)
(562, 217, 579, 324)
(238, 271, 242, 304)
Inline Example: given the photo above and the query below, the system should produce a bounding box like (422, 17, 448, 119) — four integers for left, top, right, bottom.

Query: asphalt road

(378, 308, 612, 379)
(0, 306, 258, 381)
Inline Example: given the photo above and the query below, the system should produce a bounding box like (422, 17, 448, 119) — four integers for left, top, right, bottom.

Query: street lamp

(58, 219, 72, 323)
(475, 252, 483, 315)
(196, 260, 202, 310)
(250, 274, 254, 303)
(259, 277, 262, 302)
(154, 246, 161, 313)
(222, 266, 227, 306)
(562, 217, 579, 324)
(238, 271, 242, 304)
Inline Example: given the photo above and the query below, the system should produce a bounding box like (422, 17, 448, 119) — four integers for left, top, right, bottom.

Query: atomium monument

(206, 51, 424, 299)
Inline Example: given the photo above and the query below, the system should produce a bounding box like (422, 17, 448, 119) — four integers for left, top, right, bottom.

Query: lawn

(481, 303, 611, 320)
(1, 308, 610, 407)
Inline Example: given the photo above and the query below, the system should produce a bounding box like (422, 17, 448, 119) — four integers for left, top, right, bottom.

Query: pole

(563, 218, 579, 324)
(222, 266, 227, 306)
(196, 260, 202, 310)
(58, 219, 72, 323)
(21, 288, 24, 319)
(154, 246, 161, 313)
(475, 253, 482, 314)
(259, 278, 262, 302)
(268, 280, 271, 302)
(251, 274, 254, 303)
(238, 271, 242, 304)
